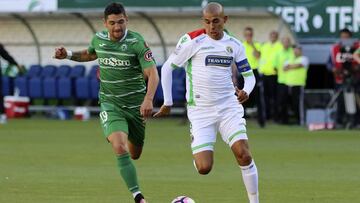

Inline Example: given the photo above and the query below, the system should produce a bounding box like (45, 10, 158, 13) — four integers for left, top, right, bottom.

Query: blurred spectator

(0, 43, 24, 124)
(329, 28, 360, 127)
(353, 46, 360, 125)
(242, 26, 265, 127)
(259, 31, 282, 121)
(284, 45, 309, 125)
(274, 37, 295, 124)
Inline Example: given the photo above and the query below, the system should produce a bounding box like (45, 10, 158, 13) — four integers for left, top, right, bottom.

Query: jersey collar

(118, 29, 128, 42)
(207, 31, 230, 41)
(106, 29, 128, 42)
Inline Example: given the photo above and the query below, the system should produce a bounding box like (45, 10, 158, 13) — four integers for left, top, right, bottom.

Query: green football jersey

(88, 30, 156, 108)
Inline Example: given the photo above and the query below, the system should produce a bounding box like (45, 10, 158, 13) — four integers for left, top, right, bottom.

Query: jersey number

(100, 111, 108, 123)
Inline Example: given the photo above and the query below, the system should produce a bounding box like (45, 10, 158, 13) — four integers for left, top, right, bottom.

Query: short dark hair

(244, 26, 253, 32)
(339, 28, 352, 37)
(104, 2, 126, 19)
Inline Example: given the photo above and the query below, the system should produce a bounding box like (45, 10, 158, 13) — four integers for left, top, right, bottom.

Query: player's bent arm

(242, 70, 256, 95)
(236, 58, 256, 95)
(231, 63, 239, 87)
(143, 65, 159, 102)
(70, 49, 97, 62)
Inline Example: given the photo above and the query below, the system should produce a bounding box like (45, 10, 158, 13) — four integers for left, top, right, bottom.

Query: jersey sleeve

(170, 36, 196, 68)
(135, 38, 156, 70)
(87, 36, 96, 54)
(234, 40, 255, 94)
(234, 43, 252, 74)
(161, 34, 191, 106)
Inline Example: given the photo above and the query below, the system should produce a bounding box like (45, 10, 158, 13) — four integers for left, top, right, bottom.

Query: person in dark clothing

(0, 43, 24, 124)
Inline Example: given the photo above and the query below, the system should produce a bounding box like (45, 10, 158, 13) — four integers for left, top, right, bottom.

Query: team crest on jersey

(205, 55, 233, 67)
(226, 46, 233, 54)
(180, 36, 188, 44)
(144, 50, 153, 62)
(121, 44, 127, 51)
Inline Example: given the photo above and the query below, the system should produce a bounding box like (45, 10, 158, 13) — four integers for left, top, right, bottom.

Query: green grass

(0, 118, 359, 203)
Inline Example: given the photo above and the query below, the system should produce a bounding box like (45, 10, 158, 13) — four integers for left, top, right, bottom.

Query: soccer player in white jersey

(154, 2, 259, 203)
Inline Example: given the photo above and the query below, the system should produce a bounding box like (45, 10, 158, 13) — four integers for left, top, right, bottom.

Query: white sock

(132, 191, 141, 198)
(239, 160, 259, 203)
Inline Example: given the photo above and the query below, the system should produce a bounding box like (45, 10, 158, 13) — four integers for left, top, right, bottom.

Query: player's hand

(54, 46, 68, 59)
(153, 105, 171, 118)
(235, 87, 249, 104)
(140, 98, 153, 119)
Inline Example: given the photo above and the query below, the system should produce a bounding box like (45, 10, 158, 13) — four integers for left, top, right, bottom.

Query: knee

(235, 150, 252, 166)
(112, 142, 128, 155)
(195, 162, 212, 175)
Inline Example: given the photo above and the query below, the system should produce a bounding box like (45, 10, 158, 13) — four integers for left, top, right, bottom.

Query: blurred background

(1, 0, 360, 129)
(1, 1, 360, 203)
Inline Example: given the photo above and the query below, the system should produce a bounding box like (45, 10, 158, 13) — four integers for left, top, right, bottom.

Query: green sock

(116, 153, 140, 193)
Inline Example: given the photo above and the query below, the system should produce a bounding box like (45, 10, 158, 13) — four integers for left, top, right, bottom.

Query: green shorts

(99, 102, 145, 146)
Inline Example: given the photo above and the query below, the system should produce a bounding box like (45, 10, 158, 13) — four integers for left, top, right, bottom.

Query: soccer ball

(171, 196, 195, 203)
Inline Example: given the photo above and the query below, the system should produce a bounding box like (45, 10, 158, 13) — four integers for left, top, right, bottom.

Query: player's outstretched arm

(153, 57, 175, 118)
(141, 65, 159, 119)
(54, 46, 97, 62)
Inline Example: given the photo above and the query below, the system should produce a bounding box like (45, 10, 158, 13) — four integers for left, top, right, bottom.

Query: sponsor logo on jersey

(125, 38, 138, 43)
(99, 57, 131, 67)
(144, 50, 153, 62)
(99, 43, 106, 47)
(205, 55, 233, 67)
(195, 35, 206, 43)
(200, 46, 215, 50)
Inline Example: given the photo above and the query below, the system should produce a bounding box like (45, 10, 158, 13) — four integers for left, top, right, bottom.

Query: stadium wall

(0, 11, 294, 69)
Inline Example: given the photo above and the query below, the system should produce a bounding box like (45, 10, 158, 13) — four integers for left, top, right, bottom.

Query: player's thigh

(99, 103, 129, 140)
(218, 104, 248, 147)
(187, 106, 217, 155)
(126, 108, 146, 147)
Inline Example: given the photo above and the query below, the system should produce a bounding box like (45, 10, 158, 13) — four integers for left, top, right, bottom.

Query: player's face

(202, 12, 227, 40)
(104, 13, 128, 41)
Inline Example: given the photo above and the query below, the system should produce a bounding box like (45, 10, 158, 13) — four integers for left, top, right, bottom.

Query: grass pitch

(0, 118, 359, 203)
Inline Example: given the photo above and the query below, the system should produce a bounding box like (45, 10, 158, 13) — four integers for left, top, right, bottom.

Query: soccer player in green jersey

(54, 3, 158, 203)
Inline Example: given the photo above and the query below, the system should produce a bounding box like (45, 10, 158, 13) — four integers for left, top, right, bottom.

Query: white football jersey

(170, 29, 247, 106)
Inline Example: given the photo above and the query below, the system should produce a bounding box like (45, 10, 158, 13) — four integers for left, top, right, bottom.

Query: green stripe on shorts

(228, 130, 246, 143)
(192, 142, 215, 151)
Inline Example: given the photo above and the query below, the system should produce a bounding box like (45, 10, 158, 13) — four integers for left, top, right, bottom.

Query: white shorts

(187, 98, 247, 154)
